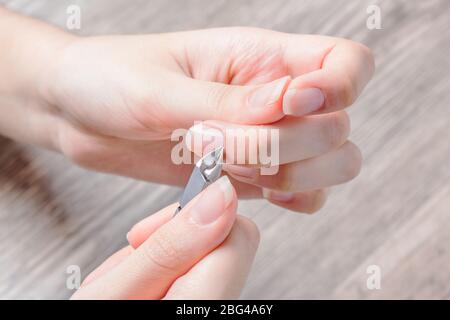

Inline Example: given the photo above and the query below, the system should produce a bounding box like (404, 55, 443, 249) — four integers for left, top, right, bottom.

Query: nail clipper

(174, 147, 224, 216)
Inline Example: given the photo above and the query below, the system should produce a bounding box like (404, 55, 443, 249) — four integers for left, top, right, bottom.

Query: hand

(71, 176, 259, 299)
(2, 14, 375, 213)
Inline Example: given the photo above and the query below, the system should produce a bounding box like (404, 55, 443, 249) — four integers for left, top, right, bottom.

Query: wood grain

(0, 0, 449, 299)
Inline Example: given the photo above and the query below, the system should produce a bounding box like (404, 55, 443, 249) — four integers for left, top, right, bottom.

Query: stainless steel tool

(174, 147, 224, 216)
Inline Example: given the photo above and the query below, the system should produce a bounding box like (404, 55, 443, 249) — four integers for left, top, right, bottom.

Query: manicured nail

(187, 122, 224, 155)
(248, 76, 291, 109)
(191, 176, 234, 225)
(262, 188, 295, 202)
(224, 164, 257, 181)
(283, 87, 325, 116)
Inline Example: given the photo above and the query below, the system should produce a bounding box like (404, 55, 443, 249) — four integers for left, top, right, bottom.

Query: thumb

(165, 216, 260, 300)
(72, 176, 237, 300)
(159, 73, 291, 127)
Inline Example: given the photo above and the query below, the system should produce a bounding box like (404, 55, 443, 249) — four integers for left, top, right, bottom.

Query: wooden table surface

(0, 0, 449, 299)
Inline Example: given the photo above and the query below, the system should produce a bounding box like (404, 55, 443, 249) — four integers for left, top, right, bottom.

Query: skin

(74, 176, 260, 299)
(0, 7, 374, 298)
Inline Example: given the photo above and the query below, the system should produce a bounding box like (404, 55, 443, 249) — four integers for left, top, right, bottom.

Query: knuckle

(341, 142, 363, 181)
(58, 125, 96, 167)
(228, 26, 269, 39)
(323, 112, 351, 149)
(305, 189, 328, 214)
(344, 39, 373, 60)
(336, 40, 374, 106)
(339, 74, 359, 106)
(276, 165, 295, 192)
(229, 26, 256, 35)
(141, 228, 183, 273)
(356, 43, 376, 78)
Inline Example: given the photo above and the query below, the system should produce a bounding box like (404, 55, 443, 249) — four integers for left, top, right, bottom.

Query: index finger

(282, 35, 375, 116)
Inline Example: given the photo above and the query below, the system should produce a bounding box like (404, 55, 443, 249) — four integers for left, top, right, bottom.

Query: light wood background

(0, 0, 449, 299)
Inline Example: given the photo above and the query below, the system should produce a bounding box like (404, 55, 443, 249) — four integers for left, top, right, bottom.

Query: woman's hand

(1, 7, 375, 213)
(72, 176, 260, 299)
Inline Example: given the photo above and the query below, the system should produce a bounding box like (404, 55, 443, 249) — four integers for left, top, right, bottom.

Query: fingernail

(248, 76, 291, 109)
(262, 188, 295, 202)
(191, 176, 234, 225)
(224, 164, 257, 181)
(283, 87, 325, 116)
(126, 232, 131, 243)
(187, 122, 224, 156)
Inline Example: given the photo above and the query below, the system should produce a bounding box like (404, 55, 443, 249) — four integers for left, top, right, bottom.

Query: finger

(186, 111, 350, 166)
(153, 72, 291, 127)
(166, 30, 373, 118)
(58, 122, 195, 185)
(165, 216, 260, 299)
(82, 205, 178, 286)
(72, 176, 237, 299)
(262, 188, 328, 214)
(282, 38, 375, 116)
(81, 246, 134, 287)
(228, 141, 362, 192)
(224, 180, 329, 214)
(59, 123, 324, 205)
(127, 184, 325, 243)
(127, 204, 177, 249)
(103, 190, 324, 293)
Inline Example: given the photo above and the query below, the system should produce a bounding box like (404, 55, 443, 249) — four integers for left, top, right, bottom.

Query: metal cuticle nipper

(173, 147, 224, 216)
